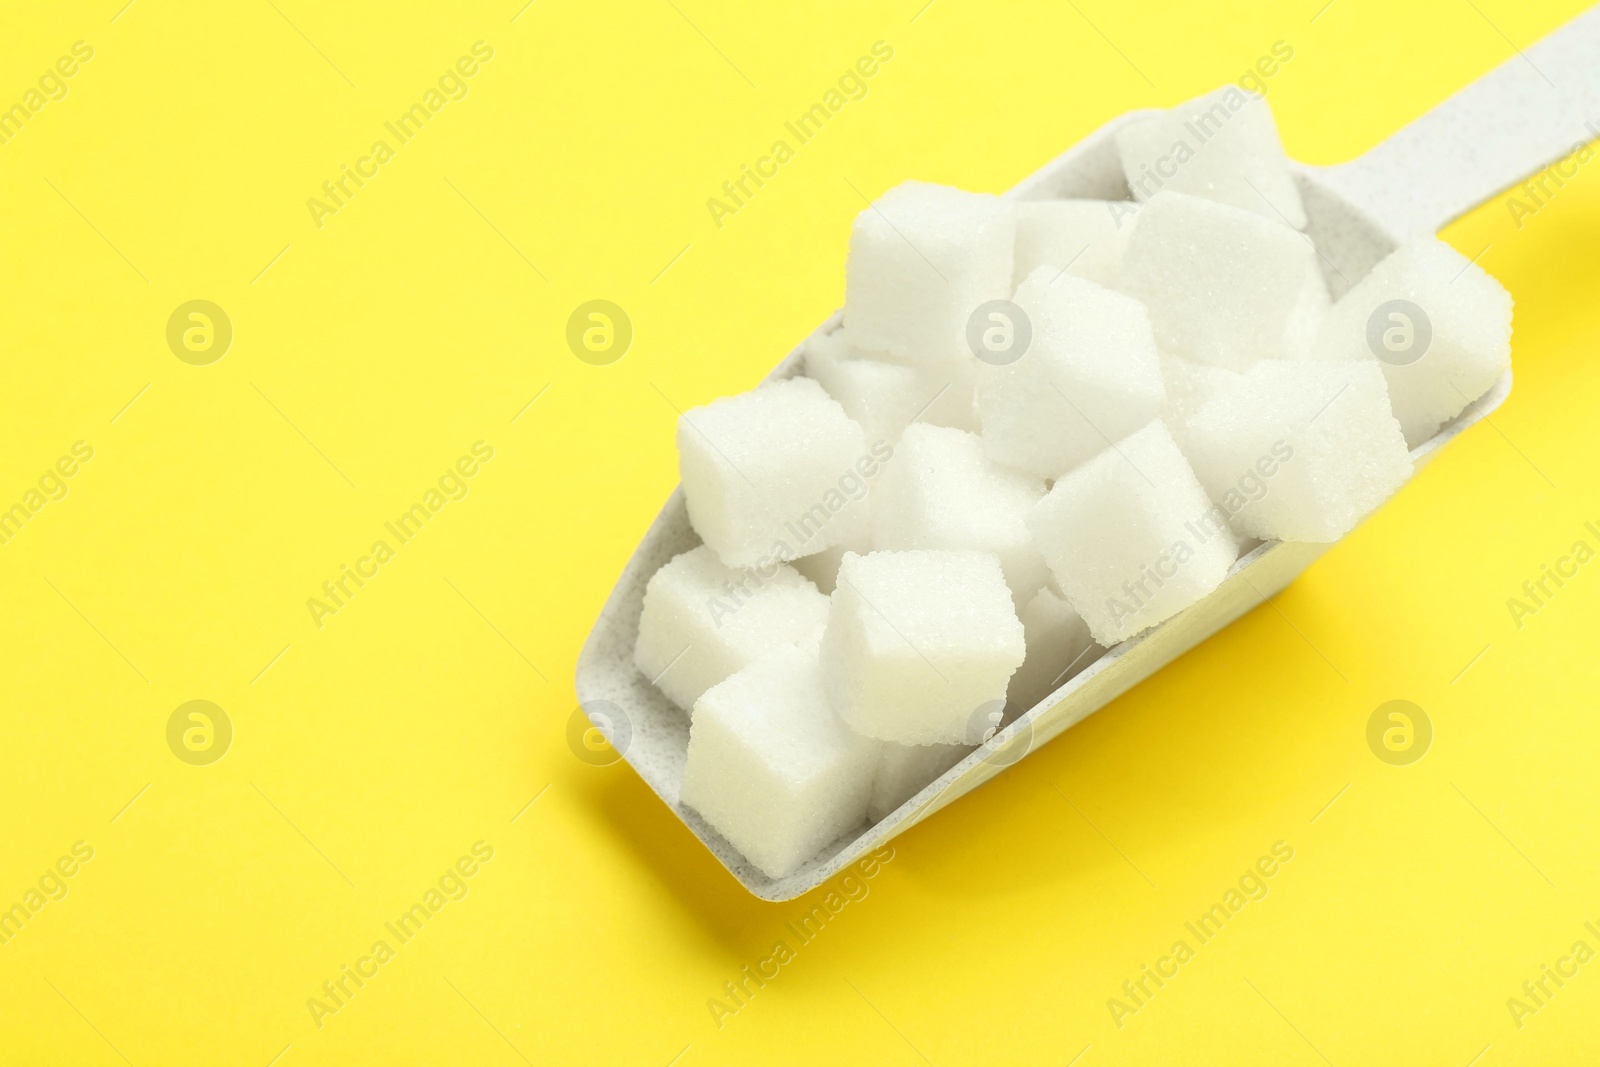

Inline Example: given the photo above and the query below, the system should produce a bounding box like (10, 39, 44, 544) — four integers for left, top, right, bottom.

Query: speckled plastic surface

(572, 24, 1577, 895)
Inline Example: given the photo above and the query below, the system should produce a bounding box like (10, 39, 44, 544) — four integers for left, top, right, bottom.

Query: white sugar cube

(1119, 191, 1321, 371)
(1312, 236, 1513, 446)
(1115, 86, 1306, 229)
(1008, 584, 1100, 710)
(868, 742, 971, 824)
(844, 181, 1014, 366)
(634, 545, 830, 711)
(1027, 420, 1238, 645)
(1183, 360, 1412, 543)
(873, 424, 1049, 603)
(819, 550, 1026, 745)
(680, 644, 880, 879)
(679, 377, 872, 567)
(805, 328, 981, 440)
(1013, 199, 1140, 289)
(976, 270, 1165, 479)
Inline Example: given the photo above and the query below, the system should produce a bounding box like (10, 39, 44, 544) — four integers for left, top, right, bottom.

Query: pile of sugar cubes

(634, 86, 1514, 879)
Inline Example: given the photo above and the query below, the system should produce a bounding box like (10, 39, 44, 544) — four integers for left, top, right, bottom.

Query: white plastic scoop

(576, 6, 1600, 901)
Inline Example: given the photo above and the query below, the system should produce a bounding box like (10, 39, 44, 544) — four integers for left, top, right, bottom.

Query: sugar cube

(679, 377, 874, 567)
(1119, 191, 1321, 371)
(680, 644, 881, 879)
(819, 549, 1026, 744)
(873, 423, 1050, 603)
(1115, 85, 1306, 229)
(805, 328, 981, 440)
(844, 181, 1015, 365)
(1013, 199, 1140, 289)
(1008, 584, 1100, 710)
(634, 545, 830, 711)
(1027, 420, 1238, 645)
(1312, 236, 1513, 446)
(976, 270, 1165, 479)
(868, 742, 972, 824)
(1182, 359, 1412, 543)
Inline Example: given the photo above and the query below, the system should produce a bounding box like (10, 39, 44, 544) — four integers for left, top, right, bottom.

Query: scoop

(576, 6, 1600, 901)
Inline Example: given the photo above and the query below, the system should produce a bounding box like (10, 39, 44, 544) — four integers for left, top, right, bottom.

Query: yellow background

(2, 0, 1597, 1063)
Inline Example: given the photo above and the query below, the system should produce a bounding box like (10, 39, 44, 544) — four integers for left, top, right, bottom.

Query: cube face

(1013, 199, 1139, 289)
(1119, 192, 1319, 372)
(873, 424, 1049, 603)
(1026, 420, 1239, 645)
(977, 271, 1165, 479)
(913, 356, 984, 434)
(805, 330, 924, 444)
(633, 545, 830, 712)
(820, 550, 1025, 744)
(805, 328, 981, 443)
(1184, 360, 1412, 543)
(1007, 584, 1100, 711)
(1286, 259, 1333, 361)
(1312, 237, 1513, 446)
(1115, 86, 1306, 229)
(678, 377, 871, 567)
(1160, 352, 1242, 454)
(680, 645, 880, 879)
(844, 181, 1015, 365)
(868, 741, 971, 824)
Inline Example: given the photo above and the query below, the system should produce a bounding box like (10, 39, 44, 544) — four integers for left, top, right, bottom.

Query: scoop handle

(1317, 4, 1600, 237)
